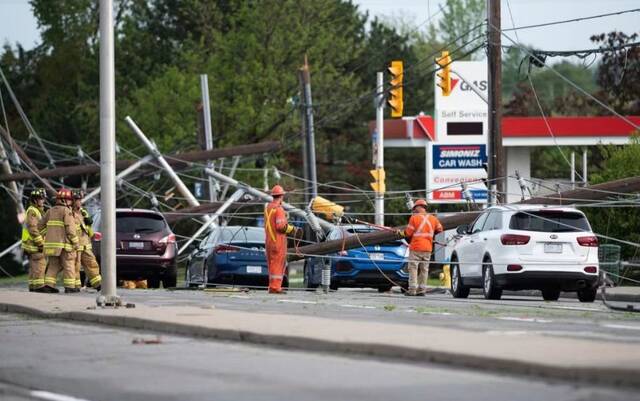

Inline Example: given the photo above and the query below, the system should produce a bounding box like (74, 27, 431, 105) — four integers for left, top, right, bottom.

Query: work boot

(404, 288, 417, 296)
(94, 285, 101, 292)
(416, 288, 427, 296)
(268, 288, 285, 294)
(34, 286, 59, 294)
(65, 287, 80, 294)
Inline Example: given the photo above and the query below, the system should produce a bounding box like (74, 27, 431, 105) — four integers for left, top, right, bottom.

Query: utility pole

(300, 56, 318, 200)
(375, 72, 385, 225)
(298, 71, 310, 207)
(98, 0, 120, 306)
(200, 74, 217, 202)
(487, 0, 504, 205)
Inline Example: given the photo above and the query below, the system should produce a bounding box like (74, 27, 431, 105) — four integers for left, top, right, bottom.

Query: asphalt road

(1, 313, 638, 401)
(107, 285, 640, 344)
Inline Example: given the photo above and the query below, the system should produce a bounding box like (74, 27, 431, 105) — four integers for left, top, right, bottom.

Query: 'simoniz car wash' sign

(427, 61, 488, 204)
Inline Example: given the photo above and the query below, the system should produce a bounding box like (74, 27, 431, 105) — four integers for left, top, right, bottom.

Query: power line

(502, 8, 640, 32)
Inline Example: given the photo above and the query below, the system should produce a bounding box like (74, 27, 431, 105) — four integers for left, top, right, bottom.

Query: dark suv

(92, 208, 177, 288)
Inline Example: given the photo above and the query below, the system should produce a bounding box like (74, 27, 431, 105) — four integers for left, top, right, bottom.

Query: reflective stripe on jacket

(403, 213, 443, 252)
(21, 205, 44, 253)
(264, 201, 294, 252)
(73, 209, 92, 251)
(39, 205, 79, 256)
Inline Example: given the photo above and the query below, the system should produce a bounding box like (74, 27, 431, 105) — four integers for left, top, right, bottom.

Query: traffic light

(370, 168, 386, 194)
(436, 51, 452, 96)
(387, 60, 403, 118)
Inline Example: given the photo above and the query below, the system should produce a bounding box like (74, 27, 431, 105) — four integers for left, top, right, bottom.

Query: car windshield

(214, 227, 265, 244)
(116, 214, 166, 233)
(509, 211, 590, 233)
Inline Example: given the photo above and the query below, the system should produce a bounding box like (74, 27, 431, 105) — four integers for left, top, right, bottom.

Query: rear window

(509, 211, 590, 233)
(116, 214, 166, 233)
(218, 228, 265, 243)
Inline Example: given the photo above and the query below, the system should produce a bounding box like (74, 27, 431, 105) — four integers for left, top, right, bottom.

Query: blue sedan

(303, 225, 409, 291)
(185, 226, 288, 288)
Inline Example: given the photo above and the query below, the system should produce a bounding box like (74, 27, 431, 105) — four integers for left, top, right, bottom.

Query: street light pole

(98, 0, 120, 306)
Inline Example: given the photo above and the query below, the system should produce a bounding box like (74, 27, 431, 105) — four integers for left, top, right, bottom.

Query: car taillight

(584, 266, 598, 274)
(577, 236, 598, 247)
(215, 244, 239, 254)
(93, 231, 102, 241)
(159, 233, 176, 245)
(507, 264, 523, 271)
(501, 234, 530, 245)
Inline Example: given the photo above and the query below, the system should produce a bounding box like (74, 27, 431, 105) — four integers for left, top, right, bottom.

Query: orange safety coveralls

(404, 212, 444, 253)
(264, 200, 295, 292)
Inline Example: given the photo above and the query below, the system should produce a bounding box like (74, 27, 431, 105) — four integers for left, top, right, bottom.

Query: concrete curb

(1, 301, 638, 388)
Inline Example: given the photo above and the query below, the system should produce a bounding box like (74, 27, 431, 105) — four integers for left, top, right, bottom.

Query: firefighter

(398, 199, 443, 296)
(39, 188, 80, 293)
(21, 188, 50, 292)
(72, 190, 101, 290)
(264, 185, 297, 294)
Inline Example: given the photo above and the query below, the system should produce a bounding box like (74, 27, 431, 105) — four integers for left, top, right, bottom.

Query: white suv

(449, 205, 599, 302)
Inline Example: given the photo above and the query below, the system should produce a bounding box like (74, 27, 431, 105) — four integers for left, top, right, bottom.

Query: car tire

(329, 283, 339, 291)
(482, 259, 502, 300)
(147, 277, 160, 289)
(450, 257, 470, 298)
(577, 288, 597, 303)
(541, 288, 561, 301)
(303, 261, 319, 292)
(377, 285, 393, 293)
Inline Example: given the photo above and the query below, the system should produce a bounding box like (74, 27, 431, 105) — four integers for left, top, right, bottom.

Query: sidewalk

(1, 289, 639, 387)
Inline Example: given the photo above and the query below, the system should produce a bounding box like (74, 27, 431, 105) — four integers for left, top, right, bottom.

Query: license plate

(128, 241, 144, 249)
(544, 243, 562, 253)
(246, 265, 262, 274)
(369, 253, 384, 261)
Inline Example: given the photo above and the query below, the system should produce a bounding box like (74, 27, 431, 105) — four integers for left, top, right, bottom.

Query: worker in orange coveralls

(264, 185, 297, 294)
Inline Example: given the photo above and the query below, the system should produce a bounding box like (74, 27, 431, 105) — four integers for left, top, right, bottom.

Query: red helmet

(271, 185, 286, 197)
(413, 199, 427, 209)
(57, 188, 73, 201)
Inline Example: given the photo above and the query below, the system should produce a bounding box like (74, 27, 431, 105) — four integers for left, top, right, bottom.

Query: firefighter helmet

(413, 199, 427, 209)
(72, 189, 85, 199)
(271, 185, 286, 197)
(29, 188, 46, 200)
(56, 188, 73, 201)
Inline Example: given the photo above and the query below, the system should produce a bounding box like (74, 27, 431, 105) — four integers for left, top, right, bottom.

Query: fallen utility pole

(0, 141, 281, 183)
(204, 168, 335, 231)
(0, 125, 56, 195)
(163, 200, 252, 224)
(0, 128, 23, 215)
(82, 154, 153, 204)
(288, 175, 640, 261)
(126, 116, 210, 222)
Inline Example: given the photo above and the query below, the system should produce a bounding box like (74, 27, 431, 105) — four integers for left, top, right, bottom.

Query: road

(110, 286, 640, 344)
(0, 313, 638, 401)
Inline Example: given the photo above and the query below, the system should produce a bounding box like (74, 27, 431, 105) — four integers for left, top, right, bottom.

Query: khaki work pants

(408, 250, 431, 292)
(45, 250, 77, 289)
(75, 249, 102, 288)
(28, 252, 46, 290)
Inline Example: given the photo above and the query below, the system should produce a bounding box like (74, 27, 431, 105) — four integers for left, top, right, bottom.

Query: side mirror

(456, 224, 469, 235)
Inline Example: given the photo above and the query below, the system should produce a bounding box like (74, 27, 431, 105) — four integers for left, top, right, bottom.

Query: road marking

(498, 317, 552, 323)
(277, 299, 317, 304)
(31, 391, 92, 401)
(485, 330, 530, 336)
(548, 305, 602, 312)
(340, 304, 377, 309)
(229, 295, 251, 299)
(602, 323, 640, 331)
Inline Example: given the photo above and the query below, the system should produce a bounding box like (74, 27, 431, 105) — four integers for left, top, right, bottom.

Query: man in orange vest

(264, 185, 297, 294)
(399, 199, 443, 296)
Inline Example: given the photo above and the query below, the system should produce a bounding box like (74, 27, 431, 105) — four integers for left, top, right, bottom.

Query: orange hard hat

(413, 199, 427, 209)
(271, 185, 286, 197)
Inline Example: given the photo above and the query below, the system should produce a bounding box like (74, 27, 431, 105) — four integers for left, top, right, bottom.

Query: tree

(437, 0, 485, 59)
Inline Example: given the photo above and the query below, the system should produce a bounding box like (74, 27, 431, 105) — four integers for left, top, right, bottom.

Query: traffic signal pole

(375, 72, 385, 226)
(487, 0, 504, 205)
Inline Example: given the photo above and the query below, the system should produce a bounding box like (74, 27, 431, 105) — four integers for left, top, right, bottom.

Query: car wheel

(303, 261, 319, 292)
(147, 277, 160, 289)
(450, 257, 470, 298)
(577, 288, 597, 303)
(482, 259, 502, 300)
(329, 283, 339, 291)
(162, 273, 177, 288)
(377, 285, 392, 293)
(541, 288, 561, 301)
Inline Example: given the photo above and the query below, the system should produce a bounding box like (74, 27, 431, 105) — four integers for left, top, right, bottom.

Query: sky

(0, 0, 638, 53)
